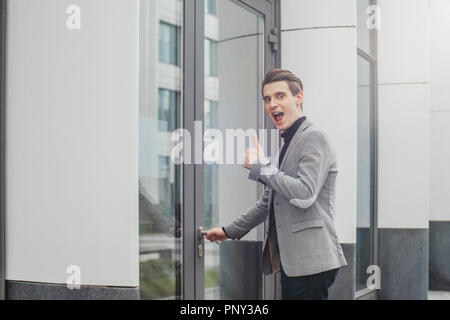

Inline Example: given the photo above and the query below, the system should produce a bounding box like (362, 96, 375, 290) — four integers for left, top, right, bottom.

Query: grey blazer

(224, 119, 347, 277)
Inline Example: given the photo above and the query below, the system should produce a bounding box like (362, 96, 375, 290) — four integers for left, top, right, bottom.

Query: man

(206, 69, 347, 300)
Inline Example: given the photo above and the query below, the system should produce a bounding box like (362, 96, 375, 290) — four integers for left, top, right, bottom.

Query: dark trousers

(280, 265, 339, 300)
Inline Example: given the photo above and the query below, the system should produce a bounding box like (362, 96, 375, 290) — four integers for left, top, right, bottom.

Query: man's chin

(272, 121, 283, 130)
(275, 123, 287, 131)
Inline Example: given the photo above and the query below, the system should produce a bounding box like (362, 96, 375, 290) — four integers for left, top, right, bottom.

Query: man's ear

(296, 91, 303, 108)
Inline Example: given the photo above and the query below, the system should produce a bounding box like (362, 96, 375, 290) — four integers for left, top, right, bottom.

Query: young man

(206, 69, 347, 300)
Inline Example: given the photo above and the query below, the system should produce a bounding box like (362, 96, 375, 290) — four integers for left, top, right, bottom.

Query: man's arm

(248, 130, 331, 210)
(222, 184, 271, 240)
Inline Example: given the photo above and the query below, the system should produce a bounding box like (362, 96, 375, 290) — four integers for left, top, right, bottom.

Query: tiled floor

(428, 291, 450, 300)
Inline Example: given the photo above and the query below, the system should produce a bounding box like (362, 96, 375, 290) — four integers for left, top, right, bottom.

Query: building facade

(0, 0, 449, 300)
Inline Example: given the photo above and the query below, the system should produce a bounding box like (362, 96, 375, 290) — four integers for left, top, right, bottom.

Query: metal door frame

(355, 0, 378, 300)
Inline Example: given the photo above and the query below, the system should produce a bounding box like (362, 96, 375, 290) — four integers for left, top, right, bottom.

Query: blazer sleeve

(248, 130, 331, 210)
(223, 184, 271, 240)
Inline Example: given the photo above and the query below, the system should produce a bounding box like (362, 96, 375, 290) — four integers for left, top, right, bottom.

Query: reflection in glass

(205, 38, 218, 77)
(139, 0, 183, 300)
(158, 88, 179, 131)
(159, 21, 181, 66)
(205, 100, 219, 230)
(204, 0, 264, 299)
(356, 55, 373, 292)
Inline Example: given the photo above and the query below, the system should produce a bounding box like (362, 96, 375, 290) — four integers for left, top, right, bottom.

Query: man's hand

(243, 135, 266, 169)
(205, 227, 228, 242)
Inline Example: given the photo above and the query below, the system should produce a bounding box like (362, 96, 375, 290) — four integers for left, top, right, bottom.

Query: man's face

(263, 81, 303, 131)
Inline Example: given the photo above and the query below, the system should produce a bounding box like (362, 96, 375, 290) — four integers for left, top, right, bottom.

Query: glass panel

(205, 99, 219, 230)
(357, 0, 371, 54)
(356, 54, 373, 292)
(139, 0, 183, 300)
(204, 0, 264, 300)
(205, 38, 218, 77)
(159, 21, 181, 66)
(158, 88, 178, 131)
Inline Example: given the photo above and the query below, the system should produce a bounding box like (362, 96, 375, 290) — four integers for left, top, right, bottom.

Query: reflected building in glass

(138, 0, 184, 300)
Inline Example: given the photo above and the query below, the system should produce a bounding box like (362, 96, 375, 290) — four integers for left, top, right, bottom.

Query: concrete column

(377, 0, 430, 300)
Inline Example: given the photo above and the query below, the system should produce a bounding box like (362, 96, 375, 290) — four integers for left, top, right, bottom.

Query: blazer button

(275, 201, 279, 206)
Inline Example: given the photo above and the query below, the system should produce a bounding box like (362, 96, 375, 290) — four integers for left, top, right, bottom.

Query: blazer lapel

(267, 148, 281, 205)
(280, 119, 313, 170)
(270, 148, 281, 168)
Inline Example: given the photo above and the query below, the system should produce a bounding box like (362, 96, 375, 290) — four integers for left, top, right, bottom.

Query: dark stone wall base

(378, 228, 429, 300)
(429, 221, 450, 290)
(6, 280, 139, 300)
(328, 243, 355, 300)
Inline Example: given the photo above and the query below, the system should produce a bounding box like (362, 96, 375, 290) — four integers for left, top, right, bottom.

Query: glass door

(139, 0, 184, 300)
(197, 0, 277, 300)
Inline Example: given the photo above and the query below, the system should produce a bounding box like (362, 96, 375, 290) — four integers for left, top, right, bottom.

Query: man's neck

(281, 114, 304, 133)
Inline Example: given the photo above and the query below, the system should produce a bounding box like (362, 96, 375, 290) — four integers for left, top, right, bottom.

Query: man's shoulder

(297, 122, 336, 157)
(299, 121, 330, 143)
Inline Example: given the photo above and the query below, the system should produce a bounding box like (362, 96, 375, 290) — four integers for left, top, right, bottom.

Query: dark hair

(261, 69, 304, 98)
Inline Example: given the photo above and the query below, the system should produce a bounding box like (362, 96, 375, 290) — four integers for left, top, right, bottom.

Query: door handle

(198, 226, 221, 244)
(198, 226, 207, 240)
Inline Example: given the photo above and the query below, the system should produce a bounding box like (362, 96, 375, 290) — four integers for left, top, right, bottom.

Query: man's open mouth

(272, 112, 284, 123)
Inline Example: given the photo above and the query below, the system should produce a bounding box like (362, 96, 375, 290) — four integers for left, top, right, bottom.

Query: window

(204, 99, 218, 131)
(356, 55, 374, 292)
(158, 88, 179, 132)
(205, 38, 218, 77)
(159, 21, 181, 66)
(356, 0, 378, 296)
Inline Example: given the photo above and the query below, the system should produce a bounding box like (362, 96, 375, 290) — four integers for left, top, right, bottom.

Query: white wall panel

(6, 0, 139, 286)
(281, 0, 355, 30)
(377, 84, 429, 228)
(429, 0, 450, 111)
(377, 0, 430, 85)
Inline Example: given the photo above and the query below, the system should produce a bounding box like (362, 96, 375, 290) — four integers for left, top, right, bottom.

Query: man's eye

(278, 94, 285, 99)
(264, 98, 270, 103)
